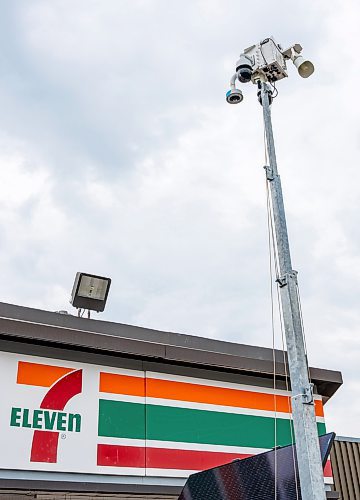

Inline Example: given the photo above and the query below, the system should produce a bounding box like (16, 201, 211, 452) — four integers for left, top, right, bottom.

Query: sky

(0, 0, 359, 437)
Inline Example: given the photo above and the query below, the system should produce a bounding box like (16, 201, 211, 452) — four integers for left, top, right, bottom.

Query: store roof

(0, 301, 342, 401)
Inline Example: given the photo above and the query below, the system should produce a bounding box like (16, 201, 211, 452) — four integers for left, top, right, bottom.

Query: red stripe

(147, 447, 250, 470)
(97, 444, 249, 469)
(97, 445, 335, 478)
(30, 431, 59, 464)
(30, 369, 82, 463)
(97, 444, 145, 467)
(324, 460, 333, 478)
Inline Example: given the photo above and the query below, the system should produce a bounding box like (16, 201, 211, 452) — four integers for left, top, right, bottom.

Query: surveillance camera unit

(226, 37, 314, 103)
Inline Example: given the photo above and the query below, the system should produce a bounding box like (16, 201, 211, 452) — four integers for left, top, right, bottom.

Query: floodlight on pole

(226, 38, 326, 500)
(70, 272, 111, 317)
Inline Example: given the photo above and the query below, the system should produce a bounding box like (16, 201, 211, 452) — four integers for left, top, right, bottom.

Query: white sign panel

(0, 351, 145, 475)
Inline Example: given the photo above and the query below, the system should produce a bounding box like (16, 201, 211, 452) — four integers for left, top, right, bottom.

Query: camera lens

(226, 89, 243, 104)
(237, 65, 253, 83)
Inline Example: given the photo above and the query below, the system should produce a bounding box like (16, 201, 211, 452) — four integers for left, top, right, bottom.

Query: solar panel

(178, 433, 335, 500)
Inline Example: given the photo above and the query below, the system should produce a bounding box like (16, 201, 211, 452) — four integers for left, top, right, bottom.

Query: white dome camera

(226, 88, 244, 104)
(236, 54, 254, 83)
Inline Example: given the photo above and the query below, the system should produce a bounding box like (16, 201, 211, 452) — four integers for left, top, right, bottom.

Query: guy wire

(264, 125, 277, 500)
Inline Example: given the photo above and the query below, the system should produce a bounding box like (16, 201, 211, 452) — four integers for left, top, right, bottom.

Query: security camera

(236, 54, 253, 83)
(226, 88, 244, 104)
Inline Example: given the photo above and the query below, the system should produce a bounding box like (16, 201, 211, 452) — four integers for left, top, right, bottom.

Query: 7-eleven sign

(10, 361, 83, 463)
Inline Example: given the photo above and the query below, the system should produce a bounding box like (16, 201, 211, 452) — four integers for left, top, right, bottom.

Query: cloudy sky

(0, 0, 359, 437)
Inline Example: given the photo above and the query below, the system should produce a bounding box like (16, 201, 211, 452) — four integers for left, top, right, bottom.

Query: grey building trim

(0, 479, 181, 496)
(0, 302, 342, 401)
(0, 470, 185, 487)
(0, 494, 177, 500)
(336, 436, 360, 443)
(0, 482, 340, 499)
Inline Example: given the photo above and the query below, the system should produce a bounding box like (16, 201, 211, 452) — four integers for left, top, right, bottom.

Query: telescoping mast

(226, 38, 326, 500)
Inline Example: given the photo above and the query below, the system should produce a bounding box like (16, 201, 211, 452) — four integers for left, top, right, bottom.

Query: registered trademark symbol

(61, 433, 66, 439)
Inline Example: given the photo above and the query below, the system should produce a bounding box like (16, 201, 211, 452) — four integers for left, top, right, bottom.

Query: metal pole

(260, 82, 326, 500)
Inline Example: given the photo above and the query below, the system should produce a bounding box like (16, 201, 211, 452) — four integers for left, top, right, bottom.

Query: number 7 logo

(16, 361, 83, 463)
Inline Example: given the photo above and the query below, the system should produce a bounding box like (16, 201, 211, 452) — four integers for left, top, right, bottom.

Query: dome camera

(226, 88, 244, 104)
(236, 54, 253, 83)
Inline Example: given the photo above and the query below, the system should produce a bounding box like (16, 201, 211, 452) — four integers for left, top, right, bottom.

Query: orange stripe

(147, 378, 286, 413)
(17, 361, 74, 387)
(148, 378, 324, 417)
(99, 372, 324, 417)
(314, 399, 324, 417)
(99, 372, 145, 397)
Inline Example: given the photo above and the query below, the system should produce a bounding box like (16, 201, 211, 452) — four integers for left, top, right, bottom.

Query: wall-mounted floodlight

(70, 272, 111, 315)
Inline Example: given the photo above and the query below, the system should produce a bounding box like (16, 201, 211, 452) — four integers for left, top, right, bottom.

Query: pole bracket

(291, 384, 315, 405)
(276, 270, 298, 288)
(264, 165, 274, 181)
(302, 384, 315, 405)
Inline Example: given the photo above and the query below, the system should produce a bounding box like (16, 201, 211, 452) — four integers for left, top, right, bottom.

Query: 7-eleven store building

(0, 302, 342, 499)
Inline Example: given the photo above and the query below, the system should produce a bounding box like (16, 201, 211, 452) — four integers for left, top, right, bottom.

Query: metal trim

(0, 479, 181, 495)
(0, 302, 342, 400)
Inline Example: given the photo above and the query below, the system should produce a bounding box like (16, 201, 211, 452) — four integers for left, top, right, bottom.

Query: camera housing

(226, 88, 244, 104)
(236, 54, 253, 83)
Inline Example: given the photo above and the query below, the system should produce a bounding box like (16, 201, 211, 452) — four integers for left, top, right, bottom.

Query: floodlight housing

(70, 272, 111, 312)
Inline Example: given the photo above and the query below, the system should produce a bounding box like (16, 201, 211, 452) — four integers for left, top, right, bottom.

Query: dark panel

(164, 345, 282, 375)
(0, 339, 145, 371)
(0, 302, 292, 357)
(0, 317, 165, 358)
(178, 433, 334, 500)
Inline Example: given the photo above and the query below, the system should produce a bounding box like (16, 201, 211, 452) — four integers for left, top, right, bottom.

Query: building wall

(0, 350, 330, 483)
(0, 302, 342, 496)
(331, 436, 360, 499)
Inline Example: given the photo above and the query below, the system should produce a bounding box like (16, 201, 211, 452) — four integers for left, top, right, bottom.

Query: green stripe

(98, 399, 145, 439)
(98, 400, 326, 448)
(147, 404, 325, 448)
